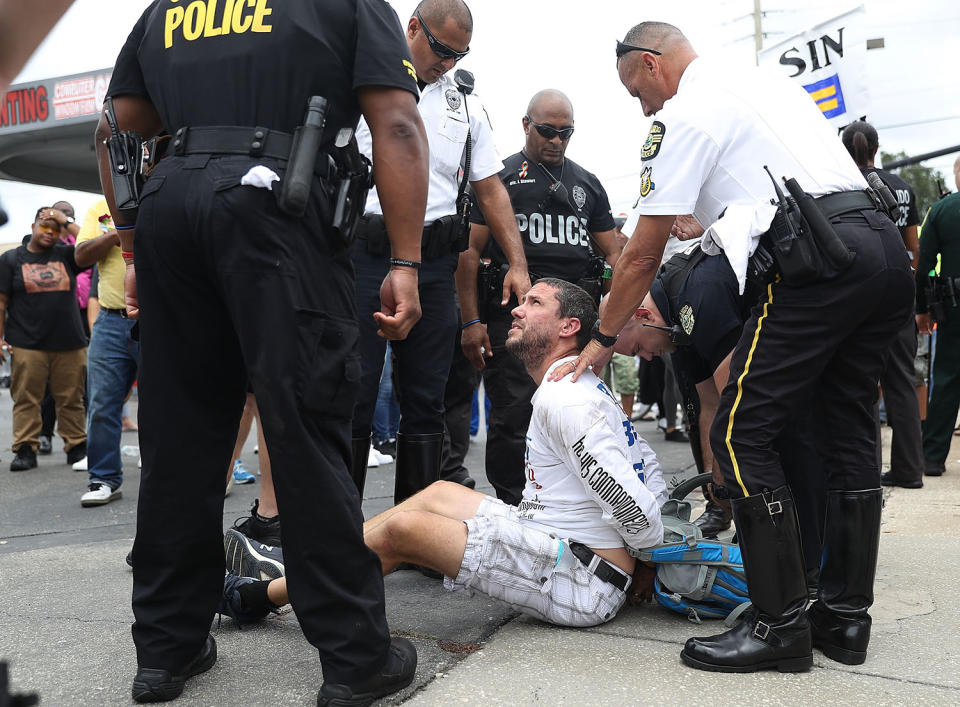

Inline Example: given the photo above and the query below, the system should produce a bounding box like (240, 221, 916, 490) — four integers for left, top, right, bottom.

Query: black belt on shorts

(814, 190, 877, 220)
(568, 541, 629, 591)
(101, 308, 126, 315)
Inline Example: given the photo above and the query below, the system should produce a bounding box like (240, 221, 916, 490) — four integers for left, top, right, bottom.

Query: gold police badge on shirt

(641, 121, 665, 160)
(679, 304, 695, 335)
(639, 166, 655, 197)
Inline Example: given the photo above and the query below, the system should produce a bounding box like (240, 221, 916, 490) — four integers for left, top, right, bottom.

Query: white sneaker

(72, 456, 88, 471)
(367, 446, 380, 468)
(81, 482, 122, 507)
(371, 448, 393, 465)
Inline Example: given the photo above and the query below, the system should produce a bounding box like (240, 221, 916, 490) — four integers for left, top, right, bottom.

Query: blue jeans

(372, 345, 400, 443)
(87, 310, 140, 489)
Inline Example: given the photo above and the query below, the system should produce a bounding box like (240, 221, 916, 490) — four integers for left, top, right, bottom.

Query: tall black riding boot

(808, 488, 882, 665)
(393, 432, 442, 505)
(681, 486, 812, 673)
(350, 436, 371, 496)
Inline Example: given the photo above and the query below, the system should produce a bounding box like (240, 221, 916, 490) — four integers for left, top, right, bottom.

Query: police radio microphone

(278, 96, 328, 217)
(641, 323, 690, 346)
(454, 69, 474, 95)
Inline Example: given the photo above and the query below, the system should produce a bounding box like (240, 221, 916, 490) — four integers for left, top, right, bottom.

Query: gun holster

(329, 136, 372, 247)
(103, 97, 145, 221)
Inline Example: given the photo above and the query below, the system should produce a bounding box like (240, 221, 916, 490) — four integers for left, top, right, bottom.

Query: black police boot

(693, 499, 732, 537)
(132, 634, 217, 703)
(808, 488, 882, 666)
(681, 486, 812, 673)
(9, 445, 37, 472)
(350, 436, 371, 495)
(393, 432, 442, 505)
(317, 637, 417, 706)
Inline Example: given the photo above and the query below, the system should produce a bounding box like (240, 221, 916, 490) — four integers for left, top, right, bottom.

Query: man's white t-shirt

(517, 356, 667, 552)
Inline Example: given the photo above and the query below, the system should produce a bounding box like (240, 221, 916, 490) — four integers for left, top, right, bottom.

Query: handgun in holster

(103, 97, 146, 221)
(925, 274, 959, 323)
(477, 261, 503, 322)
(329, 129, 372, 247)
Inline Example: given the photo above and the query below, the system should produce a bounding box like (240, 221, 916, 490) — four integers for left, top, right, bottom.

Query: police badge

(445, 89, 462, 111)
(679, 304, 695, 335)
(641, 121, 665, 160)
(572, 185, 586, 210)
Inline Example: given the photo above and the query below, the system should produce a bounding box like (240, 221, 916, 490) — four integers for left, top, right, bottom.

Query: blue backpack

(637, 499, 751, 624)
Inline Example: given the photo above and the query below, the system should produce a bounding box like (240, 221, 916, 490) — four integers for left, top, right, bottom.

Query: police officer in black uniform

(568, 23, 914, 673)
(457, 89, 621, 504)
(96, 1, 429, 703)
(842, 120, 924, 489)
(612, 245, 827, 582)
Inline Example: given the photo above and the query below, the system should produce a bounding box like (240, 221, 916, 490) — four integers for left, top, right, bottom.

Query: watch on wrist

(64, 216, 75, 226)
(590, 319, 618, 347)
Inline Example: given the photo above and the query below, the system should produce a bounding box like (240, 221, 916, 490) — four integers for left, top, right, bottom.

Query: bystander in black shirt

(472, 151, 616, 284)
(0, 243, 87, 350)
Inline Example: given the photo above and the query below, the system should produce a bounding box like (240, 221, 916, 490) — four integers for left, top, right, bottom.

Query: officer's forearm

(360, 88, 428, 263)
(591, 228, 623, 268)
(695, 379, 720, 475)
(602, 214, 674, 335)
(472, 176, 527, 270)
(455, 246, 482, 322)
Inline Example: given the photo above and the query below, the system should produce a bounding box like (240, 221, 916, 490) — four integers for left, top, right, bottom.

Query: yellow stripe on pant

(724, 280, 776, 497)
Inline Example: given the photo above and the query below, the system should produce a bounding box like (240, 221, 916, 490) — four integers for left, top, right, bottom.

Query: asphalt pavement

(1, 389, 958, 706)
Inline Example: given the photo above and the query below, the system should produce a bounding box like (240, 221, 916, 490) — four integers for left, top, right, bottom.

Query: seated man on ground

(222, 278, 667, 628)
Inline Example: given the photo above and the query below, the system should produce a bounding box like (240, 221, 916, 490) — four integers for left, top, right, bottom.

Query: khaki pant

(10, 346, 87, 452)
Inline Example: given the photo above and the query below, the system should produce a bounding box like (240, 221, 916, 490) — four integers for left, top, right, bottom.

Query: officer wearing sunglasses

(350, 0, 529, 502)
(455, 88, 623, 505)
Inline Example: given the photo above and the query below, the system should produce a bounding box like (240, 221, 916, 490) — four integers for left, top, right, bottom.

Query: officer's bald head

(526, 89, 573, 123)
(622, 21, 691, 54)
(414, 0, 473, 33)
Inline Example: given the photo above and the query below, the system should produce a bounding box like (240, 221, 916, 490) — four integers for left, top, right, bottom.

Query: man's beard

(505, 326, 552, 368)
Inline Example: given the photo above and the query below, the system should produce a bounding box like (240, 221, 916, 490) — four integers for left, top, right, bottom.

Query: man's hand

(628, 561, 657, 605)
(0, 340, 10, 363)
(374, 268, 422, 340)
(671, 213, 704, 241)
(461, 321, 492, 370)
(124, 262, 139, 320)
(916, 312, 933, 335)
(548, 339, 613, 382)
(501, 265, 530, 306)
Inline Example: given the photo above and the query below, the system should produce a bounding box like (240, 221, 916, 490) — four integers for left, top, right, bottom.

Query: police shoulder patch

(679, 303, 695, 335)
(445, 89, 462, 111)
(641, 121, 666, 161)
(639, 165, 655, 198)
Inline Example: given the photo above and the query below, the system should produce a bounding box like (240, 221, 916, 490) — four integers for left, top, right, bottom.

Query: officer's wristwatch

(63, 216, 75, 226)
(590, 320, 618, 347)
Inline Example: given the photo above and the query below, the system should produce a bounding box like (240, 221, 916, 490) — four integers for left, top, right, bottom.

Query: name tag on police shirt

(164, 0, 274, 49)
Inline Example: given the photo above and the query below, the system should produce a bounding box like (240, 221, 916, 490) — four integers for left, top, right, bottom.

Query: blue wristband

(116, 224, 136, 231)
(461, 319, 481, 330)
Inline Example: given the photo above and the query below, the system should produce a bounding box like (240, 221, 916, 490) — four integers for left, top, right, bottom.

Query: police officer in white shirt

(351, 0, 529, 503)
(562, 22, 914, 673)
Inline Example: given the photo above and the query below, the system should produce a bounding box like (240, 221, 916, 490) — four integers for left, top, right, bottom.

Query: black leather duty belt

(171, 126, 293, 161)
(568, 541, 630, 592)
(815, 190, 878, 220)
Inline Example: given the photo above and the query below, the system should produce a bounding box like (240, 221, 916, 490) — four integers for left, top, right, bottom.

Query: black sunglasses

(525, 117, 575, 141)
(416, 11, 470, 62)
(615, 40, 662, 60)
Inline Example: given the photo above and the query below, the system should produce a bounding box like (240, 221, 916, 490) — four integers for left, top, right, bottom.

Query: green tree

(880, 150, 946, 218)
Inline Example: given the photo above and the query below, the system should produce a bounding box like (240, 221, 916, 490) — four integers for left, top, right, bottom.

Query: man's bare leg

(255, 481, 486, 606)
(363, 480, 487, 534)
(226, 393, 256, 486)
(252, 399, 278, 517)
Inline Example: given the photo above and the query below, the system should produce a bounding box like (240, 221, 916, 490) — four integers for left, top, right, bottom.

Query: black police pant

(482, 304, 537, 505)
(923, 312, 960, 465)
(441, 316, 478, 480)
(879, 318, 923, 481)
(711, 213, 915, 497)
(351, 240, 458, 438)
(132, 155, 389, 684)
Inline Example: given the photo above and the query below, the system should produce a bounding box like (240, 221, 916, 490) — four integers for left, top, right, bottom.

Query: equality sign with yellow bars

(759, 4, 869, 129)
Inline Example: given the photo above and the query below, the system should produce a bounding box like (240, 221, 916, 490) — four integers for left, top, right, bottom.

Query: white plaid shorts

(444, 497, 630, 627)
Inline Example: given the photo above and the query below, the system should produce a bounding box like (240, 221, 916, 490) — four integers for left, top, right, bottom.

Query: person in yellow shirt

(74, 199, 139, 507)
